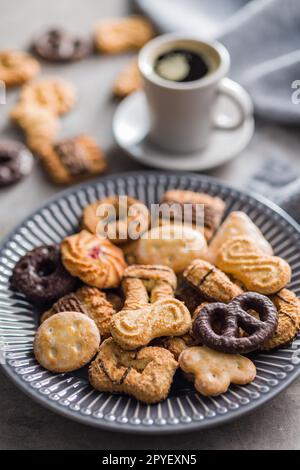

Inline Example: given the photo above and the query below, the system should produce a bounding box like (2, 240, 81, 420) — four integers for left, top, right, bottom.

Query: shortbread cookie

(0, 50, 40, 87)
(206, 211, 273, 265)
(41, 286, 116, 338)
(33, 28, 92, 62)
(11, 104, 59, 154)
(161, 189, 225, 241)
(217, 237, 291, 295)
(38, 135, 107, 184)
(95, 16, 154, 54)
(113, 60, 142, 98)
(89, 338, 177, 404)
(82, 195, 150, 244)
(179, 346, 256, 396)
(34, 311, 100, 373)
(61, 230, 127, 289)
(111, 264, 190, 349)
(183, 259, 243, 303)
(135, 224, 208, 273)
(262, 289, 300, 350)
(0, 139, 33, 187)
(192, 292, 278, 354)
(19, 78, 76, 115)
(11, 245, 77, 305)
(111, 297, 191, 350)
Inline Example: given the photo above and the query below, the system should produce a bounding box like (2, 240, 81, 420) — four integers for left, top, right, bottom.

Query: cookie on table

(0, 139, 33, 187)
(19, 78, 77, 116)
(95, 15, 155, 54)
(38, 135, 107, 184)
(11, 245, 77, 306)
(41, 286, 116, 339)
(61, 230, 127, 289)
(0, 50, 40, 87)
(89, 337, 177, 404)
(33, 28, 92, 62)
(10, 104, 59, 154)
(113, 60, 142, 98)
(161, 189, 225, 241)
(34, 311, 100, 373)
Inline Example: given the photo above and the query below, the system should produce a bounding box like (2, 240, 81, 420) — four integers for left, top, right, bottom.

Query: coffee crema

(154, 48, 209, 83)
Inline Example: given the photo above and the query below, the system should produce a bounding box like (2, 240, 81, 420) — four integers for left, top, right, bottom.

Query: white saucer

(113, 80, 254, 171)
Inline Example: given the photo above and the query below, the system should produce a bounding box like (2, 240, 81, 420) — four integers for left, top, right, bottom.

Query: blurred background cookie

(33, 28, 92, 62)
(0, 139, 33, 187)
(113, 60, 142, 98)
(0, 50, 40, 87)
(94, 15, 155, 54)
(38, 135, 107, 184)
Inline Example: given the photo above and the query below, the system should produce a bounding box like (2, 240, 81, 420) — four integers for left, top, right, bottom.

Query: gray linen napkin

(136, 0, 300, 124)
(136, 0, 300, 223)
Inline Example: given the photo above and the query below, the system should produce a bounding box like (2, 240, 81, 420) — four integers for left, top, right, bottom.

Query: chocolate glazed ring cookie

(11, 245, 77, 305)
(193, 292, 278, 354)
(0, 140, 33, 187)
(33, 28, 92, 62)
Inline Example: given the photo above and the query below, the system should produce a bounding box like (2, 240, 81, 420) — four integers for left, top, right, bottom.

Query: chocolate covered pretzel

(192, 292, 277, 354)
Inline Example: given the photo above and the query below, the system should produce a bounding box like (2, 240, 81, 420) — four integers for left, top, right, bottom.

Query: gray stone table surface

(1, 0, 300, 450)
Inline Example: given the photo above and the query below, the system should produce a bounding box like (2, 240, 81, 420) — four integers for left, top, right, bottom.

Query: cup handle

(214, 78, 253, 131)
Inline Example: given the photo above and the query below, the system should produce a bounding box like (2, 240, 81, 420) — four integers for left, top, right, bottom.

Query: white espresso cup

(138, 34, 249, 153)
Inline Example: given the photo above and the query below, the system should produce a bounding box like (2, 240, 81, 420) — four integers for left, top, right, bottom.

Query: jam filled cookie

(0, 139, 33, 187)
(217, 236, 291, 295)
(135, 224, 208, 274)
(95, 15, 155, 54)
(179, 346, 256, 396)
(183, 259, 243, 303)
(41, 286, 116, 339)
(38, 135, 107, 184)
(113, 60, 142, 98)
(82, 195, 150, 244)
(19, 78, 77, 116)
(61, 230, 127, 289)
(0, 50, 40, 87)
(33, 28, 92, 62)
(34, 311, 100, 373)
(161, 189, 225, 241)
(206, 211, 273, 265)
(89, 338, 177, 404)
(11, 245, 77, 305)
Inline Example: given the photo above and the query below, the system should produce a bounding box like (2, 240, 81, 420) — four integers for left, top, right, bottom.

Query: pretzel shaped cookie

(193, 292, 278, 354)
(110, 265, 191, 350)
(89, 338, 177, 404)
(179, 346, 256, 396)
(217, 237, 291, 294)
(183, 259, 243, 303)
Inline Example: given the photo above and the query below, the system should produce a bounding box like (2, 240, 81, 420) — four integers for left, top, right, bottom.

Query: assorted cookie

(0, 139, 33, 187)
(33, 28, 92, 62)
(10, 189, 300, 402)
(37, 135, 107, 184)
(94, 15, 155, 54)
(113, 60, 142, 98)
(61, 230, 127, 289)
(0, 50, 40, 87)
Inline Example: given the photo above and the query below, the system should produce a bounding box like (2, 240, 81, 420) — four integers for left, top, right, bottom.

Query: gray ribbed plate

(1, 171, 300, 434)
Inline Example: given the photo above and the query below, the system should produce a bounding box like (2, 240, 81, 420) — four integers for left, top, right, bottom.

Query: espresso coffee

(154, 48, 209, 83)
